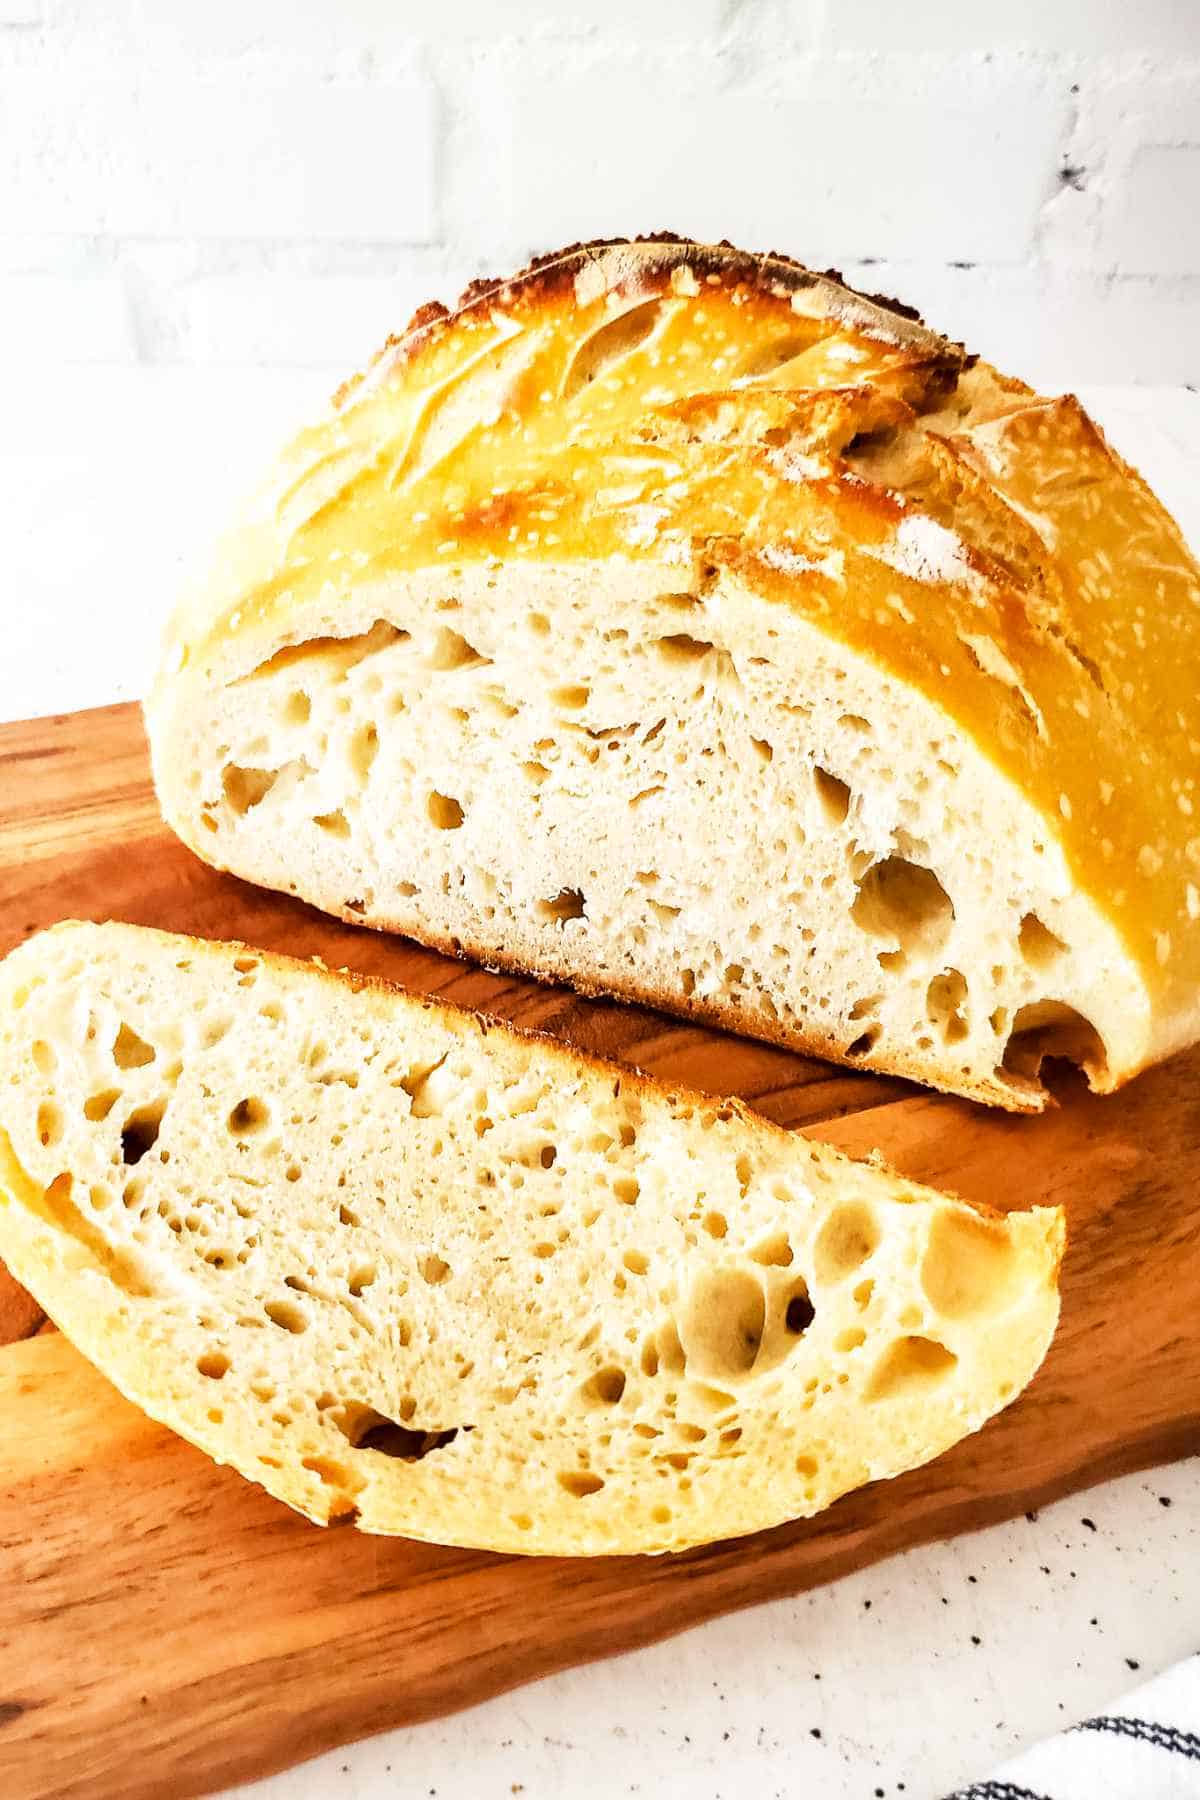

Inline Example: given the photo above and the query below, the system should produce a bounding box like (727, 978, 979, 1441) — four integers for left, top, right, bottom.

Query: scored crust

(334, 233, 960, 408)
(146, 234, 1200, 1111)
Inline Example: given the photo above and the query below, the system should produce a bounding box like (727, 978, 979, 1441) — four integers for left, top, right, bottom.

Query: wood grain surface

(2, 701, 1199, 1800)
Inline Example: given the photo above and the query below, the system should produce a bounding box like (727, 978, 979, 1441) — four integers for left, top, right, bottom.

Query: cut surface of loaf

(147, 236, 1200, 1111)
(0, 922, 1062, 1555)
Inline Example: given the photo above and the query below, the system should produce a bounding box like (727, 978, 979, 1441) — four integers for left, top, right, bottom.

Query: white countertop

(4, 369, 1197, 1800)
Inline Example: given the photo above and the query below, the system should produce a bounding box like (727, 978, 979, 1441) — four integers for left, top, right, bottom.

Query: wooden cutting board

(2, 702, 1199, 1800)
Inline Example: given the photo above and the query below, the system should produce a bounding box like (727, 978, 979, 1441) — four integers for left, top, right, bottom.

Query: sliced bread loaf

(0, 921, 1062, 1554)
(146, 236, 1200, 1110)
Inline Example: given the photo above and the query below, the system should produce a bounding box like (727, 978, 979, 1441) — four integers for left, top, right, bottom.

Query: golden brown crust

(151, 235, 1200, 1093)
(332, 233, 961, 410)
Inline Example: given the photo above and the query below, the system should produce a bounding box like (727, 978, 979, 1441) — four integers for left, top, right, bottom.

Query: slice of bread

(146, 236, 1200, 1110)
(0, 921, 1062, 1555)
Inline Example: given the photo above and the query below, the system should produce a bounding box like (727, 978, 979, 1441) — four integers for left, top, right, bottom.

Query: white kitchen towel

(945, 1654, 1200, 1799)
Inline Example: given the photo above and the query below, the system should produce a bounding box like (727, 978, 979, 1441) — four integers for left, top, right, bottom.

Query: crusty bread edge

(0, 921, 1067, 1553)
(335, 232, 965, 411)
(293, 896, 1060, 1117)
(14, 928, 1057, 1224)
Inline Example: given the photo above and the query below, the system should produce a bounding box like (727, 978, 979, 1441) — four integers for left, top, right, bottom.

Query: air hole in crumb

(813, 766, 851, 824)
(427, 791, 465, 830)
(654, 633, 714, 665)
(348, 723, 379, 786)
(1018, 912, 1069, 970)
(400, 1056, 449, 1117)
(750, 1232, 793, 1268)
(228, 1097, 270, 1138)
(702, 1210, 728, 1239)
(558, 1470, 605, 1498)
(814, 1201, 880, 1283)
(866, 1335, 958, 1400)
(336, 1402, 463, 1460)
(852, 856, 953, 957)
(835, 1326, 866, 1353)
(679, 1268, 765, 1381)
(1001, 1001, 1106, 1085)
(120, 1100, 164, 1165)
(264, 1299, 308, 1334)
(582, 1367, 627, 1407)
(795, 1453, 819, 1477)
(113, 1022, 155, 1070)
(657, 1320, 687, 1376)
(429, 626, 489, 672)
(785, 1285, 816, 1335)
(420, 1254, 451, 1285)
(302, 1458, 362, 1504)
(921, 1208, 1019, 1318)
(750, 736, 773, 763)
(540, 1144, 558, 1169)
(348, 1263, 376, 1296)
(84, 1088, 121, 1123)
(926, 967, 969, 1045)
(623, 1249, 649, 1275)
(537, 888, 586, 925)
(613, 1177, 639, 1205)
(31, 1039, 56, 1075)
(313, 809, 350, 838)
(282, 689, 310, 726)
(846, 1027, 880, 1058)
(222, 764, 278, 814)
(196, 1351, 229, 1380)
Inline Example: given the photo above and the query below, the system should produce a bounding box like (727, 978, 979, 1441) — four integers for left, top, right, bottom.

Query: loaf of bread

(0, 921, 1061, 1554)
(147, 236, 1200, 1110)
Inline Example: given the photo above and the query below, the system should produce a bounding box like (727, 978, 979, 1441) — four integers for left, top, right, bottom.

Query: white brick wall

(506, 59, 1067, 265)
(1, 1, 1198, 384)
(1, 68, 437, 238)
